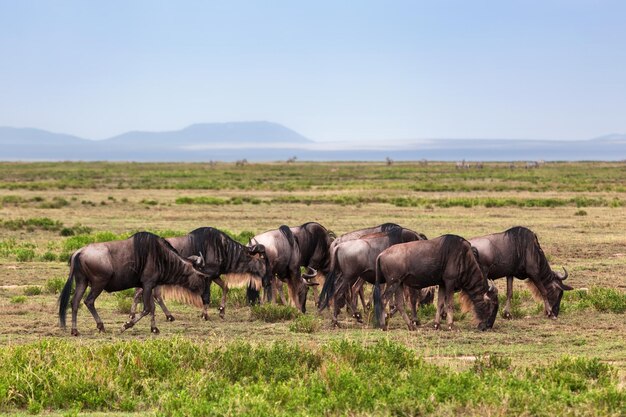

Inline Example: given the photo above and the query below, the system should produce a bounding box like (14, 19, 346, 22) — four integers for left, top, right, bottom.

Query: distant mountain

(104, 121, 312, 148)
(0, 124, 624, 161)
(0, 127, 89, 146)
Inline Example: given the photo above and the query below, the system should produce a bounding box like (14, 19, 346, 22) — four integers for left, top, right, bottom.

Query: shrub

(289, 315, 320, 333)
(40, 251, 57, 261)
(250, 304, 300, 322)
(45, 278, 66, 294)
(588, 288, 626, 314)
(575, 210, 588, 216)
(39, 197, 69, 209)
(23, 286, 42, 296)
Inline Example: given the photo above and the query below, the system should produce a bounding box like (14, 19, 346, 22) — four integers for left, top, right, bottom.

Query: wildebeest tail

(373, 255, 385, 329)
(59, 252, 81, 329)
(279, 225, 295, 247)
(318, 248, 340, 311)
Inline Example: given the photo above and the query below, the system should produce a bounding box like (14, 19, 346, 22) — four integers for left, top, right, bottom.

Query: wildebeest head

(540, 267, 571, 318)
(246, 243, 272, 290)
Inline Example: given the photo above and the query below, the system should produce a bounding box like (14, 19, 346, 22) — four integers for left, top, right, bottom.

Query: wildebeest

(374, 234, 499, 331)
(469, 226, 572, 319)
(129, 227, 271, 321)
(58, 232, 210, 336)
(319, 225, 427, 326)
(250, 222, 333, 312)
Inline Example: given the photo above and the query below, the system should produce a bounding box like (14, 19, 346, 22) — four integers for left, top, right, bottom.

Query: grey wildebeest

(374, 234, 499, 331)
(469, 226, 571, 319)
(318, 225, 427, 326)
(58, 232, 210, 336)
(250, 222, 333, 312)
(129, 227, 271, 321)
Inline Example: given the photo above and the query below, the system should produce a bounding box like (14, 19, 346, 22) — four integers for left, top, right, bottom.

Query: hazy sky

(1, 1, 624, 142)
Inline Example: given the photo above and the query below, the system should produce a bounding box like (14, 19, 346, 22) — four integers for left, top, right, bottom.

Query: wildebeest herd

(58, 223, 572, 336)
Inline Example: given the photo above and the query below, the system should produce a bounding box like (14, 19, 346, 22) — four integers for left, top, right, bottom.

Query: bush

(15, 248, 35, 262)
(250, 304, 300, 322)
(45, 278, 66, 294)
(23, 286, 42, 296)
(289, 315, 320, 333)
(11, 295, 27, 304)
(40, 251, 57, 261)
(588, 288, 626, 314)
(574, 209, 588, 216)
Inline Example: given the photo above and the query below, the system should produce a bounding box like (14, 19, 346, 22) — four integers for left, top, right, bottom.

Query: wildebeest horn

(248, 244, 266, 254)
(302, 266, 317, 279)
(555, 267, 568, 280)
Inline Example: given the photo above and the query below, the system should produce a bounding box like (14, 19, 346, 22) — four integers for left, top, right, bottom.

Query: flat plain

(0, 161, 624, 416)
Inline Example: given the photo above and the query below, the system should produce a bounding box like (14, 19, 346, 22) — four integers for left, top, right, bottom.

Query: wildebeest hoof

(166, 315, 175, 322)
(389, 306, 398, 317)
(97, 323, 105, 333)
(332, 320, 341, 328)
(353, 313, 363, 323)
(122, 321, 134, 331)
(365, 302, 372, 310)
(129, 314, 136, 320)
(504, 311, 512, 320)
(550, 315, 558, 321)
(218, 307, 225, 319)
(477, 322, 488, 331)
(71, 329, 79, 337)
(448, 325, 454, 331)
(201, 312, 209, 321)
(151, 326, 160, 334)
(411, 320, 420, 327)
(434, 323, 440, 330)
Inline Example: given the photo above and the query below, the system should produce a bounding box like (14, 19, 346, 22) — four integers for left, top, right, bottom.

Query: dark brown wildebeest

(469, 226, 571, 319)
(249, 222, 333, 312)
(318, 225, 427, 326)
(58, 232, 210, 336)
(129, 227, 270, 321)
(374, 234, 498, 331)
(327, 223, 426, 311)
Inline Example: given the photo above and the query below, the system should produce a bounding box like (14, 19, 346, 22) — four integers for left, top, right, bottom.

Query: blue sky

(0, 0, 624, 141)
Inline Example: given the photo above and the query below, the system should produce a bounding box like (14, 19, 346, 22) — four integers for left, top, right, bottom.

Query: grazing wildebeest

(469, 226, 572, 319)
(250, 222, 333, 312)
(374, 235, 499, 331)
(129, 227, 271, 321)
(58, 232, 210, 336)
(319, 225, 427, 326)
(328, 223, 426, 310)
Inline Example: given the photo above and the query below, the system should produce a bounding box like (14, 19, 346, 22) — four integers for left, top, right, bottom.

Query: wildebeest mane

(132, 232, 189, 280)
(504, 226, 552, 281)
(188, 227, 249, 273)
(296, 222, 331, 269)
(380, 223, 401, 232)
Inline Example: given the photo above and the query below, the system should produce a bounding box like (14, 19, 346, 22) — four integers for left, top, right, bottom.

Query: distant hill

(0, 123, 624, 161)
(104, 121, 312, 148)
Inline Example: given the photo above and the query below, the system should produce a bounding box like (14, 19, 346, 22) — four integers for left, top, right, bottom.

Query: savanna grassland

(0, 161, 625, 417)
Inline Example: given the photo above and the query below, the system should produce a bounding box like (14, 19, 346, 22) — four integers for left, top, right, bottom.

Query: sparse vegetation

(251, 304, 301, 322)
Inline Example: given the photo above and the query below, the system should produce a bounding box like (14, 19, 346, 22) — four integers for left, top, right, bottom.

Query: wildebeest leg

(444, 285, 455, 330)
(503, 276, 514, 319)
(83, 284, 106, 333)
(408, 287, 420, 327)
(149, 297, 159, 334)
(274, 279, 287, 305)
(434, 285, 446, 330)
(396, 286, 416, 331)
(122, 285, 154, 331)
(349, 279, 364, 323)
(311, 284, 320, 307)
(70, 275, 89, 336)
(213, 277, 228, 319)
(357, 280, 369, 311)
(381, 280, 401, 330)
(129, 288, 143, 321)
(153, 286, 175, 322)
(200, 281, 212, 320)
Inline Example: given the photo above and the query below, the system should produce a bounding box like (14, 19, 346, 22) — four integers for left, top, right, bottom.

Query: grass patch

(23, 286, 42, 296)
(250, 304, 301, 322)
(45, 278, 66, 295)
(1, 217, 63, 232)
(0, 339, 622, 416)
(289, 314, 321, 333)
(10, 295, 27, 304)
